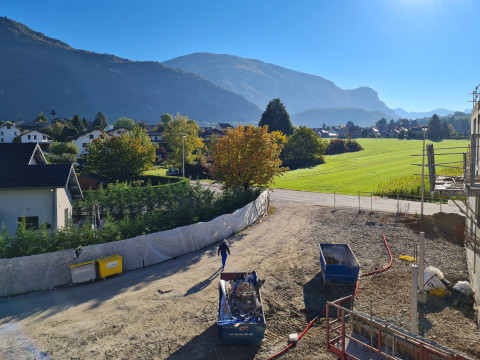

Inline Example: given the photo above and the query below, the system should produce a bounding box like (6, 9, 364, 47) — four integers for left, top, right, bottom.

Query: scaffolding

(325, 295, 472, 360)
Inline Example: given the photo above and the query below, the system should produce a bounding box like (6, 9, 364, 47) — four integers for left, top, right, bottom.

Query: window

(18, 216, 39, 230)
(14, 132, 17, 136)
(89, 135, 94, 139)
(28, 135, 31, 140)
(64, 208, 69, 227)
(34, 135, 37, 140)
(0, 131, 3, 135)
(1, 138, 3, 143)
(82, 143, 87, 148)
(7, 125, 10, 129)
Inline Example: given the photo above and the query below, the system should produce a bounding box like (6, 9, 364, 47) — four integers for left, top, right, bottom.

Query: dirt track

(0, 203, 478, 360)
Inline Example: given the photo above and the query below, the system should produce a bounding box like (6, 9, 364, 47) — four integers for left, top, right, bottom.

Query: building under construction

(426, 84, 480, 326)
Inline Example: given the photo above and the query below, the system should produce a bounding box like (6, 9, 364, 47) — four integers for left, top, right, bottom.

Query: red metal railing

(326, 295, 471, 360)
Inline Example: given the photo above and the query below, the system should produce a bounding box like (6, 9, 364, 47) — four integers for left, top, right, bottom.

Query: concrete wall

(0, 190, 269, 297)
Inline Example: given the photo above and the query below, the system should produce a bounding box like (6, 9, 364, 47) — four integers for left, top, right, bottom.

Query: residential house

(0, 123, 21, 143)
(71, 129, 104, 154)
(0, 143, 83, 235)
(200, 127, 225, 139)
(384, 129, 399, 138)
(148, 131, 163, 144)
(318, 129, 338, 138)
(20, 130, 53, 144)
(108, 127, 130, 137)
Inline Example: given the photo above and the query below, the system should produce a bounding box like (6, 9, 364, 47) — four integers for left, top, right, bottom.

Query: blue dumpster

(319, 244, 360, 285)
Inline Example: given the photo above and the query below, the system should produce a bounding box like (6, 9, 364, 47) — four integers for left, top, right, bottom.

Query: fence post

(370, 193, 373, 212)
(358, 191, 361, 211)
(334, 192, 336, 211)
(397, 195, 400, 214)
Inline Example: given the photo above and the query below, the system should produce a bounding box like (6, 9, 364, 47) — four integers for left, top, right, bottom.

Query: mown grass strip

(273, 138, 469, 195)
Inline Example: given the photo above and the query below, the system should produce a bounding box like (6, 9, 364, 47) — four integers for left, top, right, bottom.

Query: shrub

(50, 142, 79, 155)
(48, 153, 77, 164)
(345, 139, 363, 152)
(325, 139, 348, 155)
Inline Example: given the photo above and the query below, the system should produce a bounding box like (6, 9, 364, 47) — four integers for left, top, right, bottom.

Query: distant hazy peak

(393, 107, 459, 119)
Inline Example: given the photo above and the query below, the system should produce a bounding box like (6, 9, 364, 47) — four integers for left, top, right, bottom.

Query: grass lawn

(273, 138, 469, 195)
(144, 166, 167, 176)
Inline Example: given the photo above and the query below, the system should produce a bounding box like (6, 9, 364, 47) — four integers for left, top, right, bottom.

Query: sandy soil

(0, 203, 478, 360)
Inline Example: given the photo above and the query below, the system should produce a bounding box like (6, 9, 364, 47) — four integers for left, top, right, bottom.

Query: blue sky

(2, 0, 478, 112)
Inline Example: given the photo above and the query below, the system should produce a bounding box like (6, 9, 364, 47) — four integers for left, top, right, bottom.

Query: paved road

(269, 188, 465, 216)
(193, 181, 466, 216)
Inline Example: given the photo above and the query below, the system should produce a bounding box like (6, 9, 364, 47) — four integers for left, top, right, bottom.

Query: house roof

(200, 128, 225, 138)
(0, 143, 47, 165)
(0, 143, 83, 199)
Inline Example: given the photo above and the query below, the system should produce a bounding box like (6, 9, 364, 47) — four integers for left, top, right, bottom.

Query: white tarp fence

(0, 190, 269, 297)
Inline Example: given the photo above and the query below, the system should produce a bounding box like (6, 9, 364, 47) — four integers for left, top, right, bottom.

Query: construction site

(2, 91, 480, 359)
(0, 199, 477, 360)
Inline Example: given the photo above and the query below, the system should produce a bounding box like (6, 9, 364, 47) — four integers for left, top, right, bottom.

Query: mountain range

(0, 17, 461, 127)
(0, 17, 261, 125)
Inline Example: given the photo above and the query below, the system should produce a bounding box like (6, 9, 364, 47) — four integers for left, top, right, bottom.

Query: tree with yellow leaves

(211, 125, 287, 190)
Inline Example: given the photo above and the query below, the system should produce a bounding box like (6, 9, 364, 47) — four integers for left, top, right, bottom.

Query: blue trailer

(319, 244, 360, 285)
(217, 272, 266, 345)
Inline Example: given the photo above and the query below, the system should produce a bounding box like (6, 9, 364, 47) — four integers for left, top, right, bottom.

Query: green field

(273, 138, 469, 195)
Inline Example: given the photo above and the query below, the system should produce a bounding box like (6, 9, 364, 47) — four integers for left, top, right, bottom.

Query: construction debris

(218, 276, 263, 325)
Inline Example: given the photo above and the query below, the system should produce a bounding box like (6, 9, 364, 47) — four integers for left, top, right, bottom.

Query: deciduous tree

(162, 113, 204, 170)
(83, 132, 155, 182)
(282, 126, 327, 169)
(114, 117, 136, 130)
(211, 125, 287, 190)
(259, 98, 293, 135)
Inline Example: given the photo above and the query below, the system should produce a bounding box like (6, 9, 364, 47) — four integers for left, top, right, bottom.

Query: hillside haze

(291, 108, 395, 128)
(0, 17, 262, 125)
(164, 52, 399, 123)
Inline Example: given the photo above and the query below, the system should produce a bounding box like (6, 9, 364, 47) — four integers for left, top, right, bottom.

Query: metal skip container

(96, 254, 123, 279)
(70, 260, 96, 285)
(217, 272, 266, 345)
(319, 244, 360, 285)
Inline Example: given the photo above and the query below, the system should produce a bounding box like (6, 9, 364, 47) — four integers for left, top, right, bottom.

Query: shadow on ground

(184, 268, 222, 297)
(165, 324, 260, 360)
(303, 272, 356, 320)
(0, 236, 246, 325)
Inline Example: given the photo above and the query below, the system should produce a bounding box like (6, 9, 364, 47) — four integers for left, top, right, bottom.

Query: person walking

(217, 239, 230, 271)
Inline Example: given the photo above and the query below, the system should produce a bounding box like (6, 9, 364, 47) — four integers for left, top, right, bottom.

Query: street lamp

(421, 125, 428, 217)
(182, 133, 187, 177)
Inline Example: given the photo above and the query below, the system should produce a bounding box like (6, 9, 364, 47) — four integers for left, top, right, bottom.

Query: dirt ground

(0, 203, 479, 360)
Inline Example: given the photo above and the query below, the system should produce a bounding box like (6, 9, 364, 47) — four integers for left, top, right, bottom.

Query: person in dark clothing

(217, 239, 230, 271)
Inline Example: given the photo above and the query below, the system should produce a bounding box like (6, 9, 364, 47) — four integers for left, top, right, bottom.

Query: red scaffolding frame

(326, 295, 472, 360)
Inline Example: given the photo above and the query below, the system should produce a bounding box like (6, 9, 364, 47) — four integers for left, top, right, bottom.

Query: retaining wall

(0, 190, 269, 297)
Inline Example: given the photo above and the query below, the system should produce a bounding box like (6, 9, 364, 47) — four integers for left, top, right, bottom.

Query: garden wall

(0, 190, 269, 297)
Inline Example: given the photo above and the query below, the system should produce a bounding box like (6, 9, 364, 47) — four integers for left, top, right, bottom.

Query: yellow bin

(97, 254, 123, 279)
